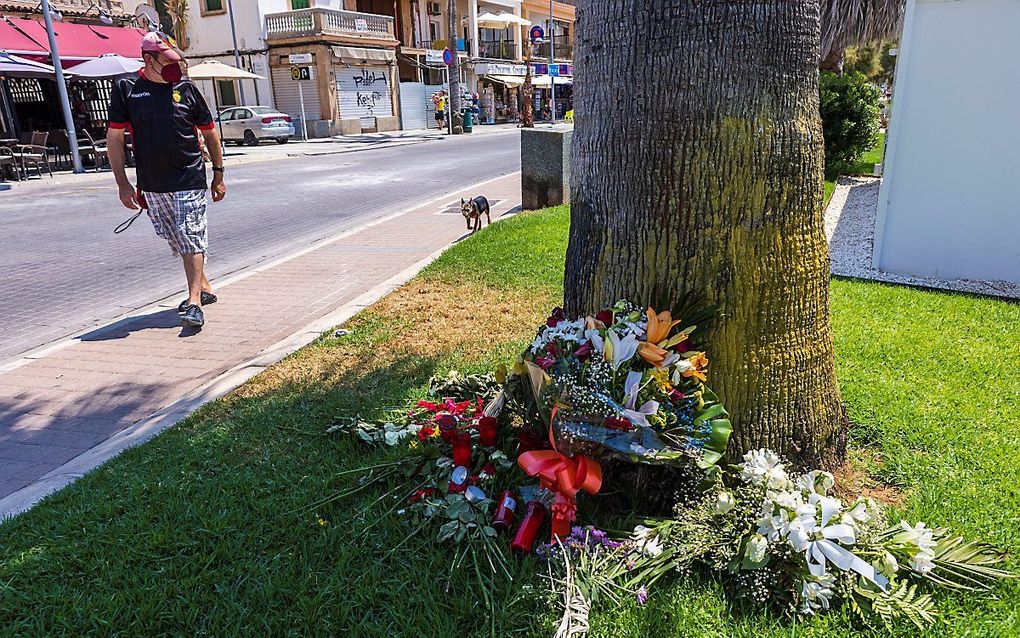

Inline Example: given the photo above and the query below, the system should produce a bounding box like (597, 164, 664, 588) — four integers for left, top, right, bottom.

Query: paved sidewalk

(0, 172, 521, 515)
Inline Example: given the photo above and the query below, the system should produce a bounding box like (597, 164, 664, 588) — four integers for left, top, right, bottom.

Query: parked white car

(217, 106, 296, 146)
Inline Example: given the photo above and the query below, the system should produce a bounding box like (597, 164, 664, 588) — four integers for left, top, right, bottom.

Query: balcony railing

(534, 37, 573, 61)
(265, 8, 394, 42)
(478, 40, 516, 60)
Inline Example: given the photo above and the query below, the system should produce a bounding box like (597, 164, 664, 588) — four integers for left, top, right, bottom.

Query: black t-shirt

(108, 73, 215, 193)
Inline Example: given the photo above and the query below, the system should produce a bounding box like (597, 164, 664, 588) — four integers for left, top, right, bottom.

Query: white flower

(631, 525, 664, 557)
(799, 573, 836, 615)
(841, 498, 879, 527)
(740, 449, 791, 489)
(786, 509, 817, 552)
(756, 491, 804, 541)
(746, 534, 769, 564)
(909, 552, 935, 575)
(714, 491, 735, 516)
(670, 359, 693, 384)
(583, 328, 605, 352)
(795, 470, 835, 496)
(529, 318, 586, 353)
(604, 329, 640, 370)
(898, 521, 937, 554)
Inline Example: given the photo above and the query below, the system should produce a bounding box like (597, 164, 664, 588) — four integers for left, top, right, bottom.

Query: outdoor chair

(0, 146, 21, 181)
(10, 131, 53, 179)
(47, 129, 72, 170)
(77, 129, 108, 171)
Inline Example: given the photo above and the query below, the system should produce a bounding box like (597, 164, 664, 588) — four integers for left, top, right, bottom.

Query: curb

(0, 171, 521, 521)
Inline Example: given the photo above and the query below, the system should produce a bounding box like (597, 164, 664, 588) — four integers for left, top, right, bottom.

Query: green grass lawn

(2, 206, 1018, 637)
(825, 132, 886, 203)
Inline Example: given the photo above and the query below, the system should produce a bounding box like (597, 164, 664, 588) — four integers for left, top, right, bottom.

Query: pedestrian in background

(433, 90, 447, 130)
(106, 32, 226, 329)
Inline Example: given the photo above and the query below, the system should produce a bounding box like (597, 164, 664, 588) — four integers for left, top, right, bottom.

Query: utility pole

(548, 0, 556, 124)
(225, 0, 246, 105)
(521, 40, 534, 128)
(446, 0, 463, 133)
(41, 0, 83, 173)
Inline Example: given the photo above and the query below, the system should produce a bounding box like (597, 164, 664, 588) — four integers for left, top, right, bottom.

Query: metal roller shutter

(335, 65, 393, 128)
(398, 82, 427, 130)
(271, 66, 321, 122)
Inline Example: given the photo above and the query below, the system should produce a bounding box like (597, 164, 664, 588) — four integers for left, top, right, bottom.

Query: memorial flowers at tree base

(323, 301, 1014, 635)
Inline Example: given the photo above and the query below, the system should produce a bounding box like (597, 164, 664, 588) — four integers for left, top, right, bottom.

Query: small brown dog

(460, 196, 491, 233)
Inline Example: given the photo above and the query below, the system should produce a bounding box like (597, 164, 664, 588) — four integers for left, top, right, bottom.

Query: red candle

(491, 490, 517, 533)
(511, 501, 547, 554)
(437, 414, 458, 443)
(477, 416, 498, 447)
(452, 432, 472, 467)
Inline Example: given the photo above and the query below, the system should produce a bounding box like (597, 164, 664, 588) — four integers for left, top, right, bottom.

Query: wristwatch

(212, 166, 225, 173)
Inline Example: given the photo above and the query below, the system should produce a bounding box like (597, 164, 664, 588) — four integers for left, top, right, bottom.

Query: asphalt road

(0, 131, 521, 363)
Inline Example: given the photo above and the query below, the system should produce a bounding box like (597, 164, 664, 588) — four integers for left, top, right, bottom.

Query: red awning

(0, 18, 48, 56)
(4, 18, 146, 66)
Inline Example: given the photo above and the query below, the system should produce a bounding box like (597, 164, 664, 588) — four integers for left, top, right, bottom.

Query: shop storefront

(473, 61, 572, 124)
(268, 43, 399, 137)
(0, 17, 146, 141)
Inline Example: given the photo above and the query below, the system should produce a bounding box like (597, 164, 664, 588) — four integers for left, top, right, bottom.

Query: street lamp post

(548, 0, 555, 125)
(225, 0, 246, 105)
(41, 0, 84, 173)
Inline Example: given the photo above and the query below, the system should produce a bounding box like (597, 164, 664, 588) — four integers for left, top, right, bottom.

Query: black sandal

(177, 291, 217, 313)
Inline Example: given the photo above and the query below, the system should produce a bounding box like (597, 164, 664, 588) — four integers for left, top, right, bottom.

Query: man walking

(107, 32, 226, 328)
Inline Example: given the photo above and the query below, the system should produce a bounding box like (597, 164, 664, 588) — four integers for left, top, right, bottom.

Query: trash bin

(462, 109, 473, 133)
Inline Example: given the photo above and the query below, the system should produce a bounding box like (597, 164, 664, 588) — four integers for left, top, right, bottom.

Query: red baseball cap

(141, 32, 182, 61)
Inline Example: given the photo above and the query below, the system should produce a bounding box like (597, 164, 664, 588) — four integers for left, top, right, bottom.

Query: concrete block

(521, 125, 572, 210)
(376, 116, 399, 132)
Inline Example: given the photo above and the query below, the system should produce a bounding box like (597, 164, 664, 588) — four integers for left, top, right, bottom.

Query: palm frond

(926, 533, 1017, 591)
(820, 0, 905, 60)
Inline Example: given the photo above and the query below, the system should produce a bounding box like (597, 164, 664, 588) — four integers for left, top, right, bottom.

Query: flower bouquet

(611, 449, 1016, 629)
(507, 300, 731, 468)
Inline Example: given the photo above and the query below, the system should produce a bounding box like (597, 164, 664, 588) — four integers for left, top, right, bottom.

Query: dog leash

(114, 188, 147, 234)
(114, 210, 143, 234)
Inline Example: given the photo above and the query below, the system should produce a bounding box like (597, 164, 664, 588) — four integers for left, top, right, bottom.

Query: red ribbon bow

(517, 450, 602, 539)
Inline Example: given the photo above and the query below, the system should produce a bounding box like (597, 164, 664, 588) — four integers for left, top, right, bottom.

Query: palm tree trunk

(446, 0, 463, 134)
(564, 0, 848, 468)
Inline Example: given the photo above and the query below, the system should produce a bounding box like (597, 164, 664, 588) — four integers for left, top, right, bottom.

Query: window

(201, 0, 224, 15)
(217, 80, 238, 107)
(290, 0, 310, 8)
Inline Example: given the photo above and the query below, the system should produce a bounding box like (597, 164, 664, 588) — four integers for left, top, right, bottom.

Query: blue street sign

(530, 25, 545, 42)
(442, 48, 453, 65)
(549, 65, 560, 77)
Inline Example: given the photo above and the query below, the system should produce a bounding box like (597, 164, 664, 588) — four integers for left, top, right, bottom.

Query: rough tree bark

(446, 0, 463, 134)
(564, 1, 848, 469)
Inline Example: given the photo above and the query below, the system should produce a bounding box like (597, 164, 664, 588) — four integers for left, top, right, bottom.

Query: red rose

(546, 342, 559, 357)
(417, 425, 436, 441)
(574, 341, 592, 359)
(482, 463, 497, 476)
(596, 309, 613, 326)
(410, 489, 426, 503)
(674, 337, 693, 353)
(535, 356, 557, 370)
(669, 389, 686, 403)
(546, 307, 566, 327)
(604, 417, 634, 432)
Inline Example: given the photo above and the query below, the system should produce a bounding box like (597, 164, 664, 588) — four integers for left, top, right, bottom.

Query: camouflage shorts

(143, 189, 208, 257)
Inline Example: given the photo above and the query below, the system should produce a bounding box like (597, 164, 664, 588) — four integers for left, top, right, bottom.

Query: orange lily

(682, 352, 709, 382)
(639, 307, 681, 367)
(645, 307, 681, 345)
(638, 341, 670, 367)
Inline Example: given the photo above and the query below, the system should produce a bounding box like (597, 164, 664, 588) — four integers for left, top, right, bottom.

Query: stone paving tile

(0, 174, 521, 502)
